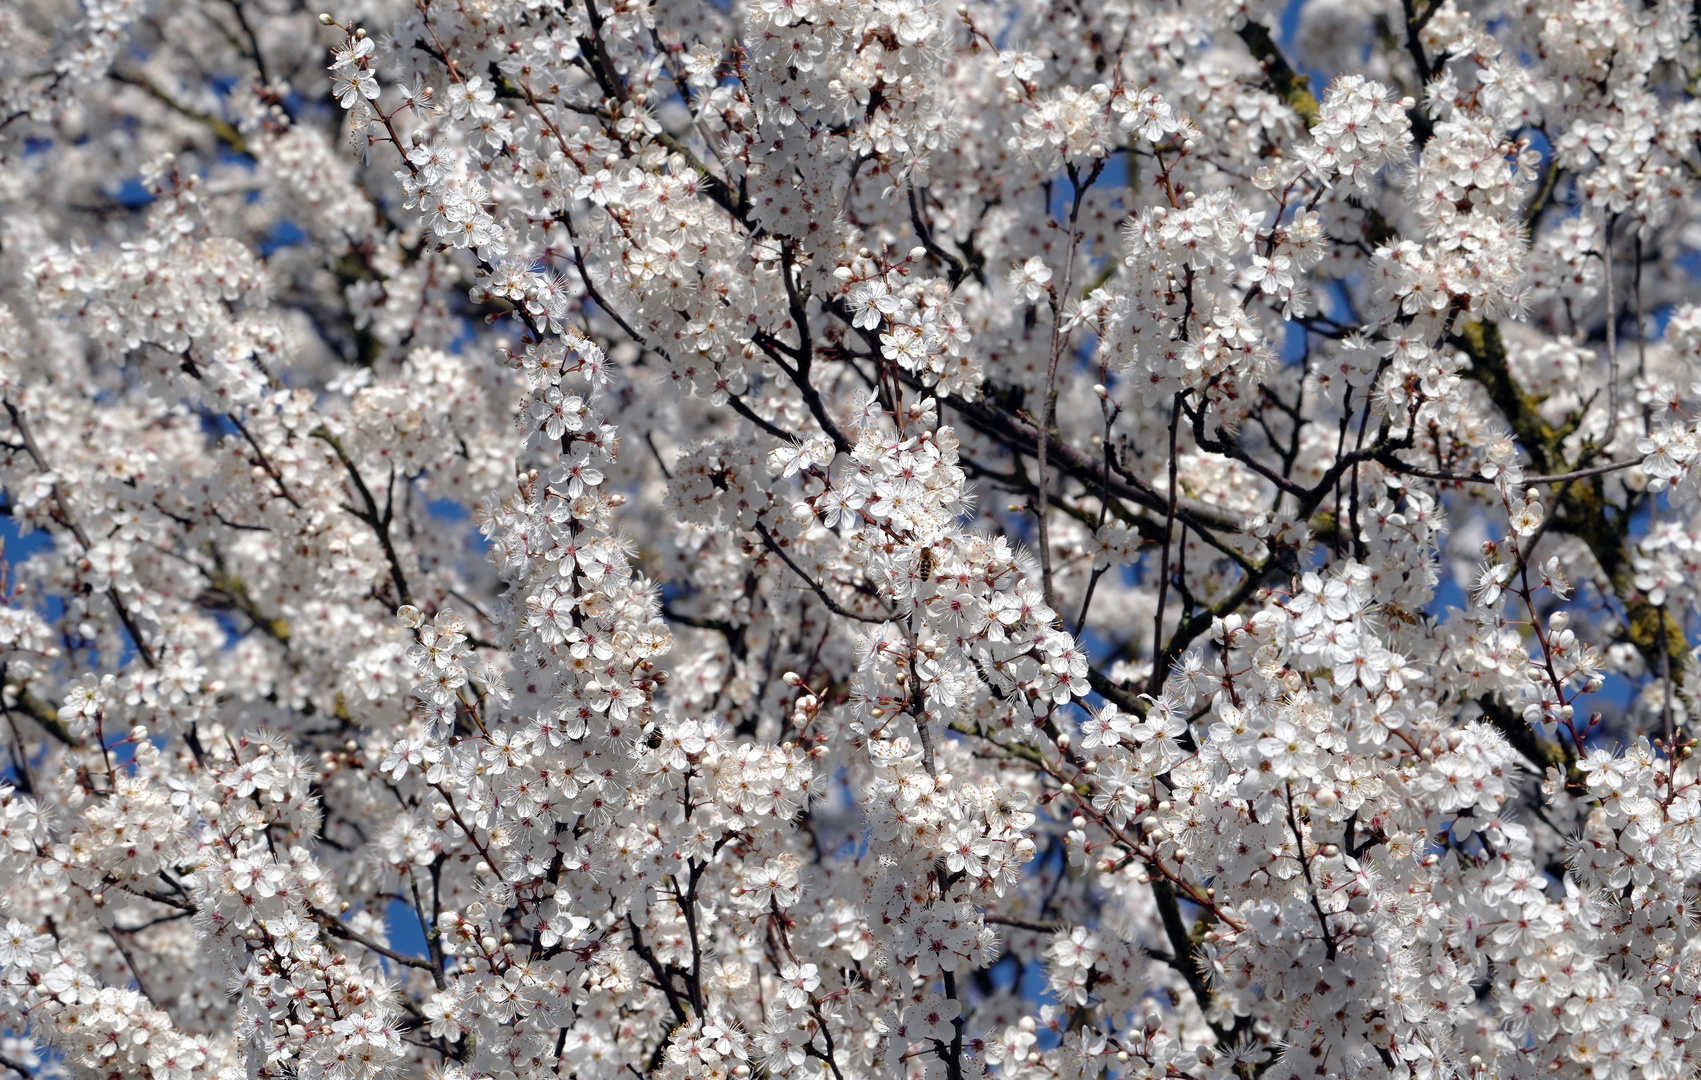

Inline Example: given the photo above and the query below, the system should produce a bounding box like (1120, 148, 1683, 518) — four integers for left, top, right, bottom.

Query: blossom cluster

(4, 0, 1701, 1080)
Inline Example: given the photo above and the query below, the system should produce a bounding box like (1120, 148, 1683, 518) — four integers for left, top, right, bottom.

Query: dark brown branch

(310, 426, 413, 609)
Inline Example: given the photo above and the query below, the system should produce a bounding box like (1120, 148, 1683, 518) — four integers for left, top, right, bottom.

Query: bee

(1382, 603, 1421, 627)
(916, 547, 935, 583)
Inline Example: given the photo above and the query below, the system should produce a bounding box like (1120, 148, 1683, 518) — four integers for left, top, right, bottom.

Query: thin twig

(752, 522, 889, 624)
(3, 400, 157, 668)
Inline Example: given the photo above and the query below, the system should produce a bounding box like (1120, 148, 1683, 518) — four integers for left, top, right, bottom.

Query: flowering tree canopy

(4, 0, 1701, 1076)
